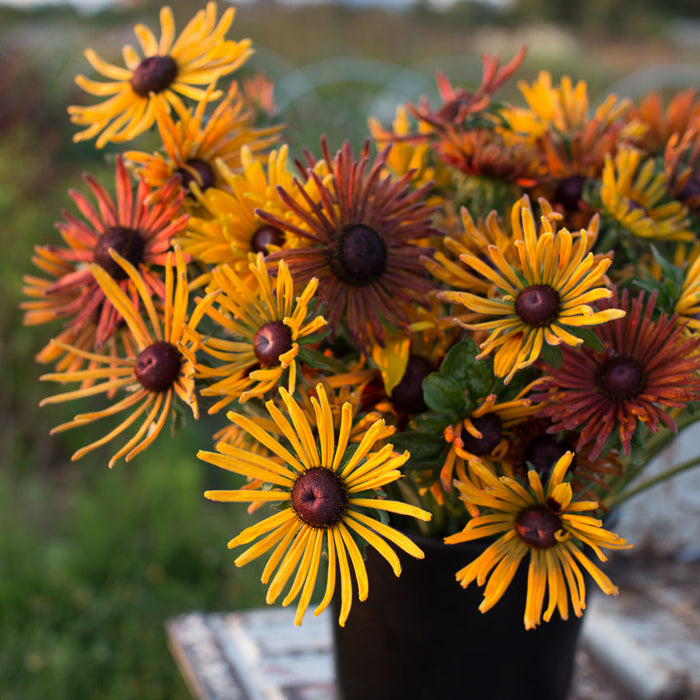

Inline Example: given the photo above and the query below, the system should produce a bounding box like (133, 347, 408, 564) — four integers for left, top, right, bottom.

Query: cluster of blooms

(24, 3, 700, 630)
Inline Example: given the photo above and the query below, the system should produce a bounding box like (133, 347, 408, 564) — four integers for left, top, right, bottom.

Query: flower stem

(606, 450, 700, 509)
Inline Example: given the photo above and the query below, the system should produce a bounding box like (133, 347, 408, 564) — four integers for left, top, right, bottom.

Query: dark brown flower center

(134, 341, 182, 392)
(250, 224, 285, 254)
(678, 174, 700, 207)
(554, 175, 588, 212)
(460, 413, 503, 456)
(598, 356, 644, 400)
(390, 354, 433, 415)
(522, 434, 573, 479)
(130, 55, 177, 97)
(328, 224, 387, 286)
(253, 321, 293, 366)
(515, 506, 561, 549)
(515, 284, 560, 327)
(176, 158, 215, 193)
(94, 226, 145, 280)
(291, 467, 348, 528)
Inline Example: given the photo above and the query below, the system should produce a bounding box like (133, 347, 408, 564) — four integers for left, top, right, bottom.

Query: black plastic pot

(332, 532, 587, 700)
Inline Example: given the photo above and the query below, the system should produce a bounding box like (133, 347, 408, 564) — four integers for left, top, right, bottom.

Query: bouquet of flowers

(24, 2, 700, 632)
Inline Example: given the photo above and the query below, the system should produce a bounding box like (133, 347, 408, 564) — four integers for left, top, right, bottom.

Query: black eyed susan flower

(601, 144, 693, 241)
(199, 383, 432, 626)
(124, 82, 281, 198)
(534, 289, 700, 460)
(438, 196, 625, 383)
(39, 247, 198, 468)
(22, 156, 188, 350)
(185, 254, 327, 409)
(440, 385, 541, 494)
(256, 138, 441, 352)
(68, 2, 252, 148)
(445, 453, 631, 629)
(175, 145, 298, 271)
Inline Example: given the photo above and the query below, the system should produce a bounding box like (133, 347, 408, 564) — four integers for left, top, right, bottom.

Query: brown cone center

(461, 413, 503, 456)
(328, 224, 387, 286)
(291, 467, 348, 528)
(390, 354, 434, 415)
(253, 321, 293, 366)
(94, 226, 145, 280)
(134, 341, 182, 392)
(598, 356, 644, 399)
(131, 55, 177, 97)
(176, 158, 215, 193)
(515, 284, 561, 327)
(251, 224, 285, 254)
(523, 434, 572, 480)
(515, 506, 561, 549)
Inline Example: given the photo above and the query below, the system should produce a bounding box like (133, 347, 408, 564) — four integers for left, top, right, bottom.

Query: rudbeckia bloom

(600, 145, 693, 242)
(445, 453, 631, 629)
(186, 253, 327, 408)
(534, 289, 700, 459)
(257, 138, 441, 351)
(175, 145, 298, 271)
(124, 82, 280, 197)
(440, 386, 542, 493)
(199, 384, 432, 626)
(439, 197, 624, 383)
(22, 156, 188, 349)
(68, 2, 252, 148)
(39, 247, 198, 467)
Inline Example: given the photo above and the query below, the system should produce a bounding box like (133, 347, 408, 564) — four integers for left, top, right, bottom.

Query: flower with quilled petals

(185, 253, 327, 409)
(600, 144, 693, 242)
(38, 247, 198, 467)
(257, 138, 441, 351)
(445, 453, 631, 629)
(438, 196, 624, 383)
(68, 2, 252, 148)
(534, 289, 700, 459)
(199, 383, 432, 626)
(124, 81, 280, 199)
(21, 156, 188, 350)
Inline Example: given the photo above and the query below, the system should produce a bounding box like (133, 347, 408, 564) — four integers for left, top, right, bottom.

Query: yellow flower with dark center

(440, 385, 542, 495)
(438, 197, 624, 383)
(39, 247, 198, 467)
(601, 145, 693, 241)
(185, 253, 327, 409)
(445, 453, 631, 629)
(124, 82, 281, 198)
(175, 145, 299, 271)
(199, 383, 432, 626)
(21, 156, 188, 350)
(68, 3, 252, 148)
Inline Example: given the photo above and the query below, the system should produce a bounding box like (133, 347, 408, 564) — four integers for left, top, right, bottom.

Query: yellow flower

(439, 196, 624, 383)
(601, 145, 693, 241)
(186, 253, 327, 408)
(176, 145, 299, 271)
(199, 384, 432, 626)
(39, 247, 198, 467)
(124, 81, 281, 197)
(445, 453, 631, 629)
(68, 2, 252, 148)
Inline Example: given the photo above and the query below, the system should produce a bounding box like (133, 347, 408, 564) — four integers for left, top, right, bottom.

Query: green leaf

(541, 342, 563, 369)
(571, 326, 605, 353)
(390, 432, 446, 468)
(422, 373, 467, 419)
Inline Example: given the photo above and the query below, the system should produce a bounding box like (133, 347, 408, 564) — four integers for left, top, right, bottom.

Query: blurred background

(1, 0, 699, 697)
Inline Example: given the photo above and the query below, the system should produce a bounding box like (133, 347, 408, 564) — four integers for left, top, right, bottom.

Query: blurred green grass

(1, 1, 698, 698)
